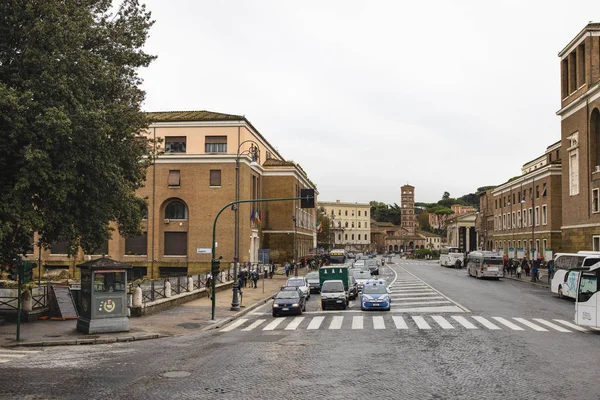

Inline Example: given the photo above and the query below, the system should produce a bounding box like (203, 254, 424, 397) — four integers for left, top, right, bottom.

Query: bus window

(578, 272, 598, 303)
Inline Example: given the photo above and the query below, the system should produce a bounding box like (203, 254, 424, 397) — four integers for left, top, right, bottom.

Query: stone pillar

(164, 280, 171, 298)
(22, 289, 32, 312)
(466, 227, 470, 253)
(132, 286, 143, 307)
(187, 276, 194, 292)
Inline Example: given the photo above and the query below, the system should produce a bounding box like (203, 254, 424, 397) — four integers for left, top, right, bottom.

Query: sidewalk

(0, 269, 306, 348)
(503, 268, 551, 289)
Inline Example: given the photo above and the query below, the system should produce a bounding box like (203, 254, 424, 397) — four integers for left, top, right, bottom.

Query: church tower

(401, 185, 416, 234)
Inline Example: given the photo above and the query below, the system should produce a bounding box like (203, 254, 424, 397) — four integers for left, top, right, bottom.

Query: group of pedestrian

(502, 256, 553, 283)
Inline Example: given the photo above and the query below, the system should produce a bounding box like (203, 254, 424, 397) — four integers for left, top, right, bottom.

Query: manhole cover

(161, 371, 191, 378)
(177, 322, 201, 329)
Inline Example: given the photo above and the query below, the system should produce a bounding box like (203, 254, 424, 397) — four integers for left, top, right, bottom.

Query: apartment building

(491, 142, 562, 259)
(319, 200, 371, 252)
(556, 23, 600, 251)
(27, 111, 318, 278)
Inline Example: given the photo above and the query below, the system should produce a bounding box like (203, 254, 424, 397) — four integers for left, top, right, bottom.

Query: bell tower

(401, 185, 416, 234)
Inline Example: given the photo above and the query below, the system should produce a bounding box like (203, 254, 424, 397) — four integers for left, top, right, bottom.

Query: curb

(2, 332, 169, 348)
(504, 275, 550, 289)
(201, 292, 277, 332)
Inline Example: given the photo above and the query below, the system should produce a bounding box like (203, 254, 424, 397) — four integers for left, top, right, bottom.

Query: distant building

(319, 200, 371, 252)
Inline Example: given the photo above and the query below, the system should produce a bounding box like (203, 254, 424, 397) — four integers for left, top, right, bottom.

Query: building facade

(27, 111, 318, 279)
(557, 23, 600, 252)
(490, 142, 562, 259)
(319, 200, 371, 252)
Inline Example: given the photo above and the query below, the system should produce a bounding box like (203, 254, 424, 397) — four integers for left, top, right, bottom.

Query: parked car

(321, 280, 348, 310)
(306, 272, 321, 293)
(283, 277, 310, 299)
(272, 288, 306, 317)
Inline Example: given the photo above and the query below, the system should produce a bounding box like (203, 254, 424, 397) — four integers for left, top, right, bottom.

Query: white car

(284, 277, 310, 299)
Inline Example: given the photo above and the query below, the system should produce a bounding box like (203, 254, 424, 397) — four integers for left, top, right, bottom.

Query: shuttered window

(210, 170, 221, 186)
(164, 232, 187, 256)
(205, 136, 227, 153)
(168, 170, 180, 187)
(125, 234, 148, 256)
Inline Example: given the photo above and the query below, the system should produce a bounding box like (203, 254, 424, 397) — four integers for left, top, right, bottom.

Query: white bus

(551, 253, 600, 299)
(574, 262, 600, 328)
(439, 247, 464, 268)
(466, 251, 503, 279)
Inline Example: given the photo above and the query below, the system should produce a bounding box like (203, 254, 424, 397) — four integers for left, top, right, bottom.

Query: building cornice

(561, 222, 600, 229)
(319, 201, 371, 208)
(558, 26, 600, 59)
(556, 83, 600, 119)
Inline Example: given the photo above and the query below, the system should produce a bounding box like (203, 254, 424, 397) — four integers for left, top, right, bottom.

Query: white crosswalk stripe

(0, 349, 40, 364)
(220, 315, 582, 333)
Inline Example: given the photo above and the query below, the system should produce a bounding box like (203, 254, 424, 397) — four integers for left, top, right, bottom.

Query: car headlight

(273, 304, 279, 308)
(292, 303, 299, 307)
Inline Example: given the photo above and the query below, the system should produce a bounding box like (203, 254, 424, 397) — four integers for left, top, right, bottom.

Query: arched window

(141, 203, 148, 220)
(351, 222, 354, 228)
(165, 200, 188, 220)
(345, 221, 348, 228)
(358, 222, 361, 228)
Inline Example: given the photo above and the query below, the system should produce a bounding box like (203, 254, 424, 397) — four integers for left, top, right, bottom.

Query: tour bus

(329, 249, 348, 265)
(466, 251, 503, 279)
(439, 246, 464, 268)
(574, 261, 600, 328)
(551, 253, 600, 299)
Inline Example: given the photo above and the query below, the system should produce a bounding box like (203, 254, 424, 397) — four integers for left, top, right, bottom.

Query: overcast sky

(138, 0, 596, 205)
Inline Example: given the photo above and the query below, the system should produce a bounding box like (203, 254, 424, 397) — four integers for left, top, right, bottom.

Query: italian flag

(317, 221, 322, 233)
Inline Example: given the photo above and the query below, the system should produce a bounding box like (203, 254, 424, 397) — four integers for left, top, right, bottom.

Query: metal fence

(129, 265, 236, 305)
(0, 286, 48, 311)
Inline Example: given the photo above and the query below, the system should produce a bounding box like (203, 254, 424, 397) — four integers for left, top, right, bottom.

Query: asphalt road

(2, 257, 599, 399)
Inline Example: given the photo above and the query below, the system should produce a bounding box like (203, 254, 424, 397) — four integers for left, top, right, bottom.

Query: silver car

(351, 269, 372, 292)
(284, 277, 310, 299)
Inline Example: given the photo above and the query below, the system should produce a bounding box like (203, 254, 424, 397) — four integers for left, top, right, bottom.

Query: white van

(551, 253, 600, 299)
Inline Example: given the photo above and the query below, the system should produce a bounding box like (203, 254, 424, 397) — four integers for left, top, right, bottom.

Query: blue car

(360, 280, 391, 311)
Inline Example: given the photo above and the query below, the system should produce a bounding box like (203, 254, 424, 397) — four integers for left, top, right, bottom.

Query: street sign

(197, 248, 211, 254)
(258, 249, 270, 264)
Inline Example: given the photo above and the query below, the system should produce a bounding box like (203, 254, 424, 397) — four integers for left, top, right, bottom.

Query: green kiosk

(76, 257, 132, 334)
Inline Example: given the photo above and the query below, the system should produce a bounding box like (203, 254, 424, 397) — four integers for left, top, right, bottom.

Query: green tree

(0, 0, 156, 263)
(442, 191, 450, 200)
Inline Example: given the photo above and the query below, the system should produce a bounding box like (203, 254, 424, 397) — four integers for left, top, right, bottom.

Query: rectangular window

(51, 241, 69, 255)
(543, 239, 547, 254)
(512, 193, 515, 204)
(351, 234, 355, 240)
(593, 188, 599, 213)
(125, 234, 148, 256)
(518, 192, 521, 203)
(512, 212, 516, 228)
(569, 150, 579, 196)
(209, 170, 221, 186)
(542, 183, 547, 197)
(165, 136, 186, 153)
(529, 208, 533, 226)
(495, 199, 498, 209)
(164, 232, 187, 256)
(345, 234, 348, 240)
(536, 185, 539, 198)
(577, 43, 586, 87)
(517, 210, 521, 228)
(507, 214, 511, 229)
(92, 241, 109, 255)
(168, 170, 180, 187)
(358, 211, 361, 216)
(535, 206, 540, 226)
(561, 58, 569, 98)
(358, 234, 361, 240)
(503, 214, 506, 230)
(542, 205, 547, 225)
(594, 236, 600, 251)
(204, 136, 227, 153)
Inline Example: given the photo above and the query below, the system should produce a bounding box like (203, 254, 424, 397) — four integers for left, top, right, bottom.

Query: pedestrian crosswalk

(0, 348, 40, 365)
(219, 315, 592, 334)
(388, 267, 469, 313)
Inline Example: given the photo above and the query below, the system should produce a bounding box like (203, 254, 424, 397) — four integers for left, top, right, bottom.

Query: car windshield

(352, 270, 370, 278)
(275, 291, 300, 299)
(363, 285, 387, 294)
(287, 279, 305, 286)
(366, 260, 377, 266)
(322, 282, 344, 292)
(306, 273, 319, 280)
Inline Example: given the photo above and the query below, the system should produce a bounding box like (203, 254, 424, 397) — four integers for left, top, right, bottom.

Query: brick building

(490, 141, 562, 259)
(556, 23, 600, 251)
(27, 111, 318, 278)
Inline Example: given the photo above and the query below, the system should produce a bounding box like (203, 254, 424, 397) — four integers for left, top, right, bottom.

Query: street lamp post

(232, 140, 260, 311)
(531, 177, 536, 260)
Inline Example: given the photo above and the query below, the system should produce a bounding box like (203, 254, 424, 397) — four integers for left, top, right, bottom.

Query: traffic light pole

(16, 264, 22, 341)
(211, 195, 314, 320)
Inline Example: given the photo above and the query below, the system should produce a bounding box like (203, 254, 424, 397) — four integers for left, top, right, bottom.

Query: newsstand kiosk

(76, 257, 132, 334)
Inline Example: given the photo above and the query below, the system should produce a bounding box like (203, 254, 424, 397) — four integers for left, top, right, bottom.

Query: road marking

(412, 316, 431, 329)
(492, 317, 524, 331)
(513, 317, 548, 332)
(263, 318, 286, 331)
(329, 316, 343, 330)
(553, 319, 590, 332)
(452, 316, 478, 329)
(472, 316, 501, 330)
(241, 319, 265, 331)
(432, 315, 454, 329)
(285, 317, 305, 330)
(220, 318, 248, 332)
(352, 316, 363, 330)
(392, 305, 465, 313)
(390, 300, 452, 306)
(533, 318, 571, 333)
(390, 296, 444, 301)
(307, 316, 324, 330)
(392, 292, 438, 296)
(392, 316, 408, 329)
(373, 316, 385, 330)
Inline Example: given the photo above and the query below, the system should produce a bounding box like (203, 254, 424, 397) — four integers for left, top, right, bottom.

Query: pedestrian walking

(270, 262, 275, 279)
(252, 270, 259, 288)
(548, 261, 554, 284)
(532, 264, 539, 282)
(263, 265, 268, 279)
(516, 265, 522, 279)
(206, 273, 213, 300)
(285, 263, 290, 277)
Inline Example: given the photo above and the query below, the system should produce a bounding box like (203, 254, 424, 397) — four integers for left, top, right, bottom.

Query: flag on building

(250, 209, 255, 223)
(255, 210, 262, 224)
(317, 221, 322, 233)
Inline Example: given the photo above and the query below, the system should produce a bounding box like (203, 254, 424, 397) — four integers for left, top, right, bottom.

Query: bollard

(22, 289, 32, 313)
(165, 280, 172, 298)
(133, 286, 143, 307)
(187, 276, 194, 292)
